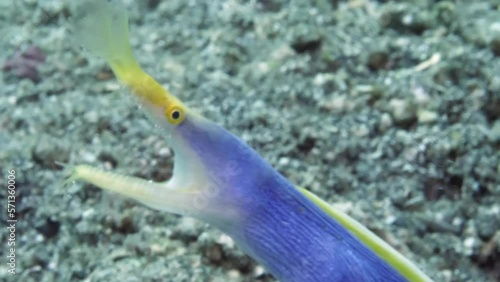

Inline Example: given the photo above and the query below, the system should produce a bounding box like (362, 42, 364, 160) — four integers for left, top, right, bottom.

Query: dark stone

(36, 218, 60, 239)
(490, 38, 500, 56)
(291, 38, 322, 54)
(367, 51, 390, 71)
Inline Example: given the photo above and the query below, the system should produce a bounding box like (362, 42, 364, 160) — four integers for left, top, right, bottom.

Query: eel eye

(165, 106, 185, 125)
(172, 110, 180, 119)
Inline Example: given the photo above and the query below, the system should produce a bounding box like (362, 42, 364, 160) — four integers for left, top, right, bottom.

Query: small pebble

(32, 136, 70, 169)
(417, 110, 438, 123)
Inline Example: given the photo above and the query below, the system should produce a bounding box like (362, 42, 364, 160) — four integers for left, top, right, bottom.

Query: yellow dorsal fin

(298, 187, 433, 282)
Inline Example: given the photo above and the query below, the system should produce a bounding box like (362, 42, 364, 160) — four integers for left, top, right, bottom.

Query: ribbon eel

(70, 1, 433, 281)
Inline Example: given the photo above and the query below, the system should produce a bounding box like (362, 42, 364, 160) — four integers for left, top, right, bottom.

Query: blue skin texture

(177, 116, 407, 282)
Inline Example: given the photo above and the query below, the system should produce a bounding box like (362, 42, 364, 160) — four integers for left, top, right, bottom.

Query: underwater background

(0, 0, 499, 281)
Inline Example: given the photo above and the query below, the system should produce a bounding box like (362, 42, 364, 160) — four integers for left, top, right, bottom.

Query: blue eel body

(178, 117, 407, 282)
(71, 0, 431, 280)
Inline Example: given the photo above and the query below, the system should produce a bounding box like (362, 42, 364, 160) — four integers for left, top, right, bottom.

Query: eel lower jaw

(67, 164, 209, 218)
(67, 157, 243, 230)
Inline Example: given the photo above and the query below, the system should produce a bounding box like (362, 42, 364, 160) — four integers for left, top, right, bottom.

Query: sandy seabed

(0, 1, 499, 281)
